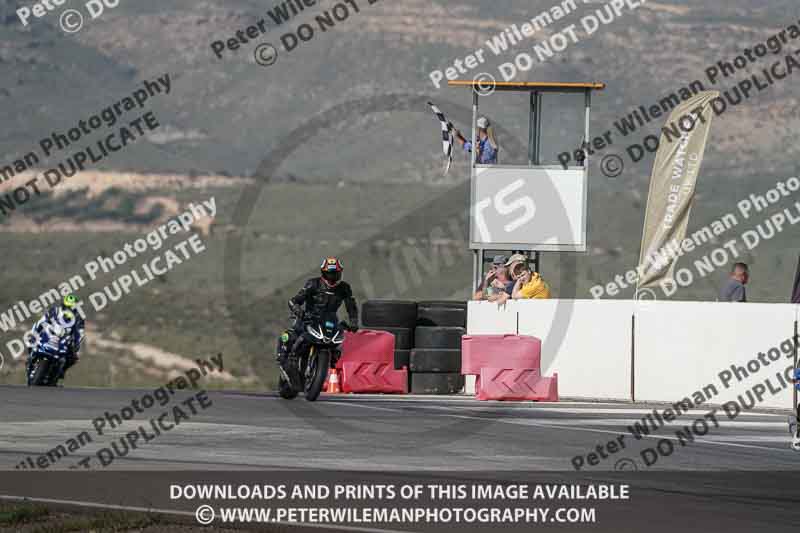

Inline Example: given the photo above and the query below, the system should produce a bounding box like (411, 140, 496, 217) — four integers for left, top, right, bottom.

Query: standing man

(454, 116, 499, 165)
(719, 263, 749, 302)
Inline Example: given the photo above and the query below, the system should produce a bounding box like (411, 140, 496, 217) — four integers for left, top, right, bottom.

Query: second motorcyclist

(26, 294, 85, 384)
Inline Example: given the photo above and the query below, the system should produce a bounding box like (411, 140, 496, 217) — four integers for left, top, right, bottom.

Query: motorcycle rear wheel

(278, 374, 298, 399)
(304, 347, 331, 402)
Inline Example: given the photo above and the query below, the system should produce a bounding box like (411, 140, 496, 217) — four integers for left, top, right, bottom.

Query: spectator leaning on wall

(473, 255, 515, 302)
(493, 254, 551, 304)
(719, 262, 749, 302)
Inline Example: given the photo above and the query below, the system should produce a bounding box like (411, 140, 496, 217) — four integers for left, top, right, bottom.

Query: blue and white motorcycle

(26, 324, 81, 387)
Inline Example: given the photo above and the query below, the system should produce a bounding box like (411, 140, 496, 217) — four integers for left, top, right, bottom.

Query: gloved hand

(288, 302, 303, 320)
(347, 322, 359, 333)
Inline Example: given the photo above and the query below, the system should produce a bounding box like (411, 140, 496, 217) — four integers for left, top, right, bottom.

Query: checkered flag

(428, 101, 454, 175)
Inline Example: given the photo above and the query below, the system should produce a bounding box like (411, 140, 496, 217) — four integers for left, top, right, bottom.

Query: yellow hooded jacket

(518, 272, 551, 299)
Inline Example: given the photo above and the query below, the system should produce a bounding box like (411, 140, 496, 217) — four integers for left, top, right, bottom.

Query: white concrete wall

(467, 299, 798, 410)
(635, 301, 797, 409)
(516, 299, 634, 400)
(466, 299, 519, 335)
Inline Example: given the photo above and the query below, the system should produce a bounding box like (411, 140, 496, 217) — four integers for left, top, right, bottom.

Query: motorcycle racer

(276, 257, 359, 369)
(27, 294, 86, 383)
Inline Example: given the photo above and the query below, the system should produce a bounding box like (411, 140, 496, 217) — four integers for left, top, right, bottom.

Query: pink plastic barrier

(461, 334, 541, 375)
(476, 368, 558, 401)
(323, 330, 408, 394)
(341, 361, 408, 394)
(337, 330, 395, 369)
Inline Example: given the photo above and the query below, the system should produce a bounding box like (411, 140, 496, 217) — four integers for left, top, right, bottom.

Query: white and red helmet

(320, 257, 343, 287)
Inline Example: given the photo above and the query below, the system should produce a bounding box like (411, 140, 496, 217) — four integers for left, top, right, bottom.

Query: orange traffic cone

(327, 368, 341, 394)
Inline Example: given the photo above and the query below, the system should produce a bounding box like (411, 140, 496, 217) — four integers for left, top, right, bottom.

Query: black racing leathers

(290, 277, 358, 323)
(276, 278, 358, 365)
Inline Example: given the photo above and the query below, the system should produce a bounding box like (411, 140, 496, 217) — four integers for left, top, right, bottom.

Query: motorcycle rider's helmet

(57, 294, 78, 328)
(62, 294, 78, 309)
(320, 257, 343, 288)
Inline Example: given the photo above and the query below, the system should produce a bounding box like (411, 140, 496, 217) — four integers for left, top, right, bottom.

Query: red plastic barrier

(341, 361, 408, 394)
(461, 335, 541, 375)
(476, 368, 558, 401)
(337, 330, 395, 369)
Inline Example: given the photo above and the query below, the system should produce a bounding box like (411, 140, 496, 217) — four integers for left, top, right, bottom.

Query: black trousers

(276, 321, 306, 363)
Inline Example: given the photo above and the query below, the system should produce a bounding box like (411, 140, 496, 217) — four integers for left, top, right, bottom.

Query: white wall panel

(635, 301, 797, 410)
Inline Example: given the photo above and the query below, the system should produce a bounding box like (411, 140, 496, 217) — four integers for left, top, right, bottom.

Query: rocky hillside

(0, 0, 798, 181)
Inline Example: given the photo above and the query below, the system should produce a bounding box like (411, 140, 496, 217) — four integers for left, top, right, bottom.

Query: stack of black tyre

(361, 300, 467, 394)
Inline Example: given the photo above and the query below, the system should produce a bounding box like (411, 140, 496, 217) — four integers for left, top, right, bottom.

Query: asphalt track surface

(1, 385, 798, 471)
(3, 386, 800, 532)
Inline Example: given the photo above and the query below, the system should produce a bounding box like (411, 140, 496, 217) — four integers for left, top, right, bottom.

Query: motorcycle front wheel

(304, 347, 331, 402)
(28, 359, 51, 386)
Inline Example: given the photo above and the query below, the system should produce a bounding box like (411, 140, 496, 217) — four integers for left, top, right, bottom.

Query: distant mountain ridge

(0, 0, 797, 183)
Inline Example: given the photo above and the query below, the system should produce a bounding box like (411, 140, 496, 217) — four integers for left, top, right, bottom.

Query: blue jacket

(463, 137, 498, 164)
